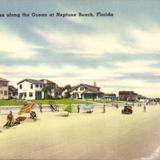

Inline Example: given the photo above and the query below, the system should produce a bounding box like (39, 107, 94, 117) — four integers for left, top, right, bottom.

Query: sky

(0, 0, 160, 97)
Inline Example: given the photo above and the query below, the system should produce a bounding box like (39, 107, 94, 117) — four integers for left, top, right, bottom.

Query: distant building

(8, 85, 18, 99)
(70, 83, 103, 99)
(119, 91, 139, 101)
(17, 79, 44, 100)
(40, 79, 62, 98)
(0, 77, 9, 99)
(103, 93, 117, 101)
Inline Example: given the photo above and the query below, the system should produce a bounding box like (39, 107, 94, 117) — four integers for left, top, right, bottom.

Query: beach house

(17, 79, 44, 100)
(40, 79, 62, 98)
(103, 93, 117, 101)
(118, 91, 139, 101)
(8, 85, 18, 99)
(0, 77, 9, 99)
(70, 82, 103, 99)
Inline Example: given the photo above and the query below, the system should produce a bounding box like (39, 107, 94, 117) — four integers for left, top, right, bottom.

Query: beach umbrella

(83, 104, 94, 111)
(62, 104, 76, 116)
(18, 102, 36, 115)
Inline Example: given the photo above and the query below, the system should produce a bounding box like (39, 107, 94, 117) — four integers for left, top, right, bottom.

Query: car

(121, 105, 133, 114)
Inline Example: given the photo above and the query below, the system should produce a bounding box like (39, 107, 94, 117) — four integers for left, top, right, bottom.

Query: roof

(0, 77, 9, 82)
(9, 85, 18, 92)
(70, 83, 101, 93)
(17, 79, 44, 85)
(119, 91, 138, 96)
(40, 79, 56, 85)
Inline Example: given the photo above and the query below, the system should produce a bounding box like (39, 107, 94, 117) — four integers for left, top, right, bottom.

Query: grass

(0, 99, 25, 106)
(34, 99, 89, 105)
(0, 99, 125, 106)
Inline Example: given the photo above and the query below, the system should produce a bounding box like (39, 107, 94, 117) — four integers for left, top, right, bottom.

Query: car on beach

(121, 105, 133, 114)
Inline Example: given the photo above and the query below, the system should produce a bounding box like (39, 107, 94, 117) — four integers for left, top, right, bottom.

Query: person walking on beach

(143, 105, 146, 112)
(39, 103, 43, 113)
(103, 104, 106, 113)
(77, 104, 80, 113)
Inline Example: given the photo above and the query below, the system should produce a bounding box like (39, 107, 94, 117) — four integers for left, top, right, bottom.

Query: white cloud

(129, 27, 160, 53)
(115, 60, 159, 74)
(1, 62, 160, 97)
(0, 31, 40, 59)
(35, 29, 133, 58)
(35, 26, 160, 58)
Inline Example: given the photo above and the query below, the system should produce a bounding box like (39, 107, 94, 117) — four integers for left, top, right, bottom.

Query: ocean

(140, 146, 160, 160)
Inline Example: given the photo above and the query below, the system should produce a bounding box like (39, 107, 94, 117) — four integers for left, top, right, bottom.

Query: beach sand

(1, 105, 160, 160)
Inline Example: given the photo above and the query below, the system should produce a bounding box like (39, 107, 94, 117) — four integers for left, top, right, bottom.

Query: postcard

(0, 0, 160, 160)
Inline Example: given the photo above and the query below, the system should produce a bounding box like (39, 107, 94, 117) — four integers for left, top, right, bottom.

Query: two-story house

(17, 79, 44, 100)
(0, 77, 9, 99)
(70, 83, 104, 100)
(40, 79, 62, 98)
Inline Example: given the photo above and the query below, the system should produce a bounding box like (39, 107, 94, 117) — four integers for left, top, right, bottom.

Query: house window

(0, 90, 3, 95)
(31, 84, 33, 89)
(40, 84, 42, 88)
(36, 84, 39, 88)
(20, 84, 22, 89)
(4, 91, 7, 95)
(29, 92, 33, 97)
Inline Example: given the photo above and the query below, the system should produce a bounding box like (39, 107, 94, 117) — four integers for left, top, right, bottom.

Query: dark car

(121, 105, 133, 114)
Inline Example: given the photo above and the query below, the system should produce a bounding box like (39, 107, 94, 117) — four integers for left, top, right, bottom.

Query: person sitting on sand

(3, 111, 14, 128)
(30, 111, 37, 120)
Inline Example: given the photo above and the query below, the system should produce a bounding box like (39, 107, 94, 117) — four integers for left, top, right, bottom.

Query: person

(30, 111, 37, 120)
(77, 104, 80, 113)
(103, 104, 106, 113)
(143, 105, 146, 112)
(3, 111, 14, 128)
(39, 103, 43, 113)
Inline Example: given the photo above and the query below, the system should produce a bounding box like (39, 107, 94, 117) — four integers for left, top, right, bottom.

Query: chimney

(93, 82, 96, 87)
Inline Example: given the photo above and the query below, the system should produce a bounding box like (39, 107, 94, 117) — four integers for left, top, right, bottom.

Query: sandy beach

(1, 105, 160, 160)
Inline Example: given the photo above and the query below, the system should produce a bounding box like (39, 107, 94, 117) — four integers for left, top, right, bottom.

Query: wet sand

(1, 105, 160, 160)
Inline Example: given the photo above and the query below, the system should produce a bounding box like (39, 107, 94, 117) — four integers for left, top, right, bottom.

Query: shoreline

(1, 105, 160, 160)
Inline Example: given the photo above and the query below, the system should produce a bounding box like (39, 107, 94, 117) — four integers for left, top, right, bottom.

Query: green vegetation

(0, 99, 125, 106)
(34, 99, 88, 105)
(0, 100, 25, 106)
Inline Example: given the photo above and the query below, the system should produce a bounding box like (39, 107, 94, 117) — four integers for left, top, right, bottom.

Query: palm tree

(62, 84, 72, 98)
(42, 85, 52, 99)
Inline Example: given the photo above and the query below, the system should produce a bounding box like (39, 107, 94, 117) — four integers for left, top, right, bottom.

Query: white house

(17, 79, 44, 100)
(70, 83, 103, 100)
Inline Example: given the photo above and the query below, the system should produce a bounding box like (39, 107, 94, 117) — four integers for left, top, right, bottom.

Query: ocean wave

(139, 146, 160, 160)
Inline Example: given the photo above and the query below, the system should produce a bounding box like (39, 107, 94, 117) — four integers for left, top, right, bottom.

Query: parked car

(121, 105, 133, 114)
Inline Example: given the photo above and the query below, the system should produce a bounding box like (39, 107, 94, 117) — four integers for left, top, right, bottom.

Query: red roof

(40, 79, 56, 84)
(0, 77, 9, 82)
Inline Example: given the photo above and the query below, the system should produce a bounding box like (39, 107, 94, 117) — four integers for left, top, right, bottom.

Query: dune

(1, 105, 160, 160)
